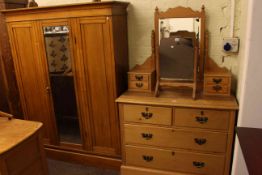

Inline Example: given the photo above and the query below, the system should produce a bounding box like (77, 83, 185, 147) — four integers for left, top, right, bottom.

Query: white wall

(232, 0, 262, 174)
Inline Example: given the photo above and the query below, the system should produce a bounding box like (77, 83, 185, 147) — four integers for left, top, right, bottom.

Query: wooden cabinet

(117, 91, 238, 175)
(0, 114, 48, 175)
(3, 2, 129, 168)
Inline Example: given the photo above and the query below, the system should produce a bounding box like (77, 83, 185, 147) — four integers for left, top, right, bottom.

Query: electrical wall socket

(222, 37, 239, 53)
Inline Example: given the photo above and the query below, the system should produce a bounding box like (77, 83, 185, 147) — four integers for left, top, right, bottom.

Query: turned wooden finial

(201, 5, 205, 12)
(155, 6, 159, 12)
(27, 0, 38, 7)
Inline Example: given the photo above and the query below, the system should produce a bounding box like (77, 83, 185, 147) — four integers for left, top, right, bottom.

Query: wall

(36, 0, 244, 85)
(232, 0, 262, 174)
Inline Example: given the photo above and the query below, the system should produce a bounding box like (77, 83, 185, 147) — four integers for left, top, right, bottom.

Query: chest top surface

(0, 117, 42, 155)
(116, 91, 238, 110)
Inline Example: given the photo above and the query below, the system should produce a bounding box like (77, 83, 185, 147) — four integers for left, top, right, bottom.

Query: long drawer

(123, 104, 172, 125)
(174, 108, 230, 130)
(125, 145, 225, 175)
(125, 124, 228, 153)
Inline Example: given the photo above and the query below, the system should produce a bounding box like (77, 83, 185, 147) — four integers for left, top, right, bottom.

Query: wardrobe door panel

(77, 17, 120, 156)
(7, 22, 52, 140)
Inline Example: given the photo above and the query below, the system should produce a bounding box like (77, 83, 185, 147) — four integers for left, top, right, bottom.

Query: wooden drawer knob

(194, 138, 207, 145)
(142, 155, 154, 162)
(195, 116, 208, 124)
(193, 161, 205, 168)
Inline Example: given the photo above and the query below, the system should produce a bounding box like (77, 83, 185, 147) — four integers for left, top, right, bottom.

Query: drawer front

(123, 105, 172, 125)
(129, 74, 149, 81)
(129, 81, 149, 90)
(174, 108, 230, 130)
(204, 84, 229, 95)
(125, 145, 225, 175)
(125, 124, 228, 153)
(205, 76, 229, 85)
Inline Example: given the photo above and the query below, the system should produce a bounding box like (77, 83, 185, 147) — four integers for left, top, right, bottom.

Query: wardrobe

(2, 1, 129, 167)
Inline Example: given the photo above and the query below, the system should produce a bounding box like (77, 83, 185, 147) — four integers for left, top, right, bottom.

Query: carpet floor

(48, 159, 120, 175)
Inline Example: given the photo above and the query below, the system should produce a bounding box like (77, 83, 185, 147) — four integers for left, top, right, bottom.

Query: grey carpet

(48, 159, 120, 175)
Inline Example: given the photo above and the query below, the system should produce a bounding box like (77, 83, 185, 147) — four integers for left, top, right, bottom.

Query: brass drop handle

(195, 116, 208, 124)
(213, 85, 222, 92)
(142, 155, 154, 162)
(141, 133, 153, 140)
(213, 78, 222, 84)
(135, 75, 144, 81)
(194, 138, 207, 145)
(141, 112, 153, 119)
(136, 82, 143, 88)
(193, 161, 205, 168)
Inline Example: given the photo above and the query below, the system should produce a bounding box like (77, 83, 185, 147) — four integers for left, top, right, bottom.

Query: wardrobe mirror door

(43, 25, 82, 144)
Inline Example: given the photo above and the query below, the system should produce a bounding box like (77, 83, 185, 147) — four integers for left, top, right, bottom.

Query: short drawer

(129, 81, 149, 90)
(204, 84, 229, 95)
(123, 105, 172, 126)
(125, 145, 225, 175)
(174, 108, 230, 130)
(205, 76, 229, 85)
(129, 74, 149, 82)
(125, 124, 228, 153)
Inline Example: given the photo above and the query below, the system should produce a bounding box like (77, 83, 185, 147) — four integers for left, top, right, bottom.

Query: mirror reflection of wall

(159, 35, 195, 81)
(159, 18, 200, 42)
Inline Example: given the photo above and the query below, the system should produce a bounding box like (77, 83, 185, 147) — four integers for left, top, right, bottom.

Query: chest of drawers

(117, 91, 238, 175)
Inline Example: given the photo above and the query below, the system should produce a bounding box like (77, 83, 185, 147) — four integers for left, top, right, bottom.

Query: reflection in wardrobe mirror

(43, 25, 82, 144)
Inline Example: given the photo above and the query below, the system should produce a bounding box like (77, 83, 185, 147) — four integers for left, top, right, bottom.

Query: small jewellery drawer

(125, 145, 225, 175)
(129, 81, 149, 90)
(204, 84, 229, 95)
(205, 77, 229, 85)
(124, 124, 228, 153)
(129, 74, 149, 82)
(204, 75, 231, 96)
(123, 105, 172, 126)
(174, 108, 230, 130)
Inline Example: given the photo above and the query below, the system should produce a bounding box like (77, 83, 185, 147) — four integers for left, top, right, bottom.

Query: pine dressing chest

(117, 91, 238, 175)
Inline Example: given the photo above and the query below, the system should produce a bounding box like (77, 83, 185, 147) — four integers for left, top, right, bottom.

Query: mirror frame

(154, 6, 205, 99)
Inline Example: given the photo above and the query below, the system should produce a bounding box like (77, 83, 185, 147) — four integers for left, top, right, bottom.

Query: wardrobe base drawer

(121, 165, 193, 175)
(125, 145, 225, 175)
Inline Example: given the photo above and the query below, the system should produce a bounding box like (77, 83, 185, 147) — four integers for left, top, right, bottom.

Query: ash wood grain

(121, 165, 194, 175)
(125, 145, 225, 175)
(123, 104, 172, 126)
(124, 124, 228, 153)
(117, 91, 238, 175)
(0, 117, 42, 154)
(76, 16, 120, 156)
(4, 1, 129, 167)
(117, 91, 238, 110)
(0, 0, 26, 117)
(0, 117, 48, 175)
(174, 107, 230, 130)
(7, 21, 54, 141)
